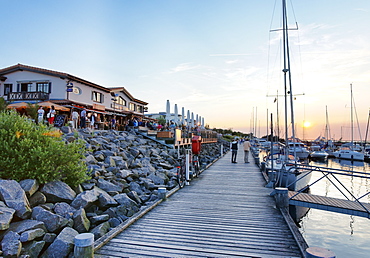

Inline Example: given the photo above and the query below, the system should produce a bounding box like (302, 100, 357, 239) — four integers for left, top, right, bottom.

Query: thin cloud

(168, 63, 201, 73)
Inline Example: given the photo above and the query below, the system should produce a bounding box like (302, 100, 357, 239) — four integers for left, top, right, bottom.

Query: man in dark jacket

(230, 139, 238, 163)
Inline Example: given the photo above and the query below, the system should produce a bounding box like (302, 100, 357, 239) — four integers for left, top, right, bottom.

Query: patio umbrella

(181, 107, 185, 125)
(165, 100, 170, 123)
(37, 101, 70, 111)
(174, 104, 178, 125)
(191, 112, 194, 128)
(7, 102, 29, 109)
(187, 110, 190, 128)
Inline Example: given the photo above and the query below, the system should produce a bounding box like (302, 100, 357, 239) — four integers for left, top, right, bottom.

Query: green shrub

(0, 110, 88, 187)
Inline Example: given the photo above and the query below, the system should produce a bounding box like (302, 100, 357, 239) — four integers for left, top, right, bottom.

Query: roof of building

(109, 86, 148, 105)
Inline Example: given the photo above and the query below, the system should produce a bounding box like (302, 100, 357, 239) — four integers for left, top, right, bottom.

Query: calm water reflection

(299, 158, 370, 258)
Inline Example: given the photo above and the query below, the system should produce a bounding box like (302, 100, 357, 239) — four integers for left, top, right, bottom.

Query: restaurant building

(0, 64, 148, 127)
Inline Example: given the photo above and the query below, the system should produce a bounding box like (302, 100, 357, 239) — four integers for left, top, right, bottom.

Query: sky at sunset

(1, 0, 370, 141)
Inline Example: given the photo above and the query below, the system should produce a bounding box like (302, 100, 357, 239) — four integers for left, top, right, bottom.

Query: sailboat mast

(282, 0, 289, 150)
(351, 83, 353, 147)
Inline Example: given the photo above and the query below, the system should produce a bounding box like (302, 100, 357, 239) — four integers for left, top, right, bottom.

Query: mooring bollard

(274, 187, 288, 208)
(158, 187, 167, 200)
(306, 246, 336, 258)
(74, 233, 94, 258)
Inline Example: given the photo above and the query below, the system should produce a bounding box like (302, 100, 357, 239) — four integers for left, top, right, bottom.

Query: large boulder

(0, 180, 32, 219)
(41, 227, 78, 258)
(19, 179, 39, 198)
(31, 206, 69, 233)
(70, 190, 99, 210)
(72, 208, 90, 233)
(1, 231, 21, 258)
(40, 181, 76, 203)
(0, 205, 15, 231)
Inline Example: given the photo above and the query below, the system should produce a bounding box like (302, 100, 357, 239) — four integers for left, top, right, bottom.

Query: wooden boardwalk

(289, 191, 370, 218)
(95, 147, 303, 257)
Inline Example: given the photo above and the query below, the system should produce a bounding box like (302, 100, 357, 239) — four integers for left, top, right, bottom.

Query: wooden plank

(95, 148, 304, 257)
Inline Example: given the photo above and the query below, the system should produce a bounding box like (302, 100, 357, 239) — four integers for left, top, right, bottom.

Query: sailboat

(268, 0, 311, 191)
(333, 84, 364, 161)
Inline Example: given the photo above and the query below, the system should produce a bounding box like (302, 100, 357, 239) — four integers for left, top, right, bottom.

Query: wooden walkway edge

(289, 191, 370, 218)
(95, 147, 305, 257)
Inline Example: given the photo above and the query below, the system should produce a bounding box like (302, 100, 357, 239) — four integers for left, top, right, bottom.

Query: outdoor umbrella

(165, 100, 170, 123)
(174, 104, 178, 125)
(181, 107, 185, 125)
(37, 101, 70, 112)
(7, 102, 29, 109)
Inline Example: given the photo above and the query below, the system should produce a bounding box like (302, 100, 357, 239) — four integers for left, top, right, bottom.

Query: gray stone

(81, 182, 95, 190)
(19, 179, 39, 198)
(98, 191, 118, 209)
(29, 191, 47, 208)
(85, 154, 98, 164)
(31, 206, 69, 233)
(70, 190, 99, 209)
(41, 227, 78, 258)
(90, 214, 110, 224)
(23, 240, 45, 258)
(97, 178, 123, 193)
(108, 217, 121, 228)
(89, 221, 110, 240)
(127, 191, 142, 204)
(72, 208, 90, 233)
(1, 231, 21, 258)
(0, 180, 32, 219)
(148, 173, 165, 185)
(158, 162, 173, 169)
(40, 181, 76, 204)
(0, 206, 15, 230)
(129, 182, 144, 195)
(114, 193, 140, 217)
(0, 220, 46, 241)
(116, 169, 133, 179)
(42, 233, 56, 243)
(20, 228, 45, 242)
(53, 202, 76, 220)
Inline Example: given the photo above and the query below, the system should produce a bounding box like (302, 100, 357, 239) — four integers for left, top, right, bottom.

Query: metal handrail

(280, 163, 370, 214)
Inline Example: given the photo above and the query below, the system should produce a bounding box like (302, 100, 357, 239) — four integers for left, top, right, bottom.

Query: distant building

(0, 64, 148, 118)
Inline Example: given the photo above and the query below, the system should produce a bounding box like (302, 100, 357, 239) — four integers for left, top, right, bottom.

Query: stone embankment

(0, 128, 229, 257)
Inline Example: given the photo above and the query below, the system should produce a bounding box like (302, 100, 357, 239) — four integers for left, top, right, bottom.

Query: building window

(36, 82, 50, 93)
(129, 103, 136, 111)
(117, 96, 126, 106)
(20, 83, 32, 92)
(4, 84, 12, 95)
(137, 105, 143, 113)
(92, 91, 103, 103)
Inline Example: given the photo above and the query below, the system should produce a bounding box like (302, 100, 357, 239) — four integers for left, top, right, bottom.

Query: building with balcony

(0, 64, 148, 121)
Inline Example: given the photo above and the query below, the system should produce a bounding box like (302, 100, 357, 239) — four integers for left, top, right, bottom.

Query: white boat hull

(333, 149, 364, 161)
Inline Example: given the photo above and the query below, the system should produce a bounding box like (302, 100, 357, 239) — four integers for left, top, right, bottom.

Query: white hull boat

(333, 148, 364, 161)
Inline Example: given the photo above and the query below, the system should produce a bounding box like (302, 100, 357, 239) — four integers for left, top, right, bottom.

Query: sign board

(54, 114, 67, 127)
(93, 104, 105, 111)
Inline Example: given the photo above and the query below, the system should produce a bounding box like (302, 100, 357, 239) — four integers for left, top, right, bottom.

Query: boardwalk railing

(281, 164, 370, 217)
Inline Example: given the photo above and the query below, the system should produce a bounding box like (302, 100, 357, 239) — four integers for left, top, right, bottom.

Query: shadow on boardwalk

(95, 147, 302, 257)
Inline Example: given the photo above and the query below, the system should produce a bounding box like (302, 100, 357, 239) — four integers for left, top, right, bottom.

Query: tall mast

(350, 83, 353, 147)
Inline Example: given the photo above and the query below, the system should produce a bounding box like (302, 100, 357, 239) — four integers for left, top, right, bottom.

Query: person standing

(80, 108, 86, 128)
(243, 138, 251, 163)
(37, 106, 44, 124)
(47, 105, 56, 125)
(230, 138, 238, 163)
(90, 112, 96, 129)
(71, 109, 79, 129)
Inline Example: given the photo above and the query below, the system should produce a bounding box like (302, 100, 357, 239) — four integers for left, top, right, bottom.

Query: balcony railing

(8, 92, 50, 101)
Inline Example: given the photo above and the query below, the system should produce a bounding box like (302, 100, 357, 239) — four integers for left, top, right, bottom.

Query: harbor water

(299, 158, 370, 258)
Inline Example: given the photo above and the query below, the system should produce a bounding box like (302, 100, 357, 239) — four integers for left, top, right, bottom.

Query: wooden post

(158, 187, 167, 200)
(74, 233, 94, 258)
(306, 246, 335, 258)
(275, 187, 288, 208)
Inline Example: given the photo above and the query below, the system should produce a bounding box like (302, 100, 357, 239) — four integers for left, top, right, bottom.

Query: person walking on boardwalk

(230, 138, 238, 163)
(243, 138, 251, 163)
